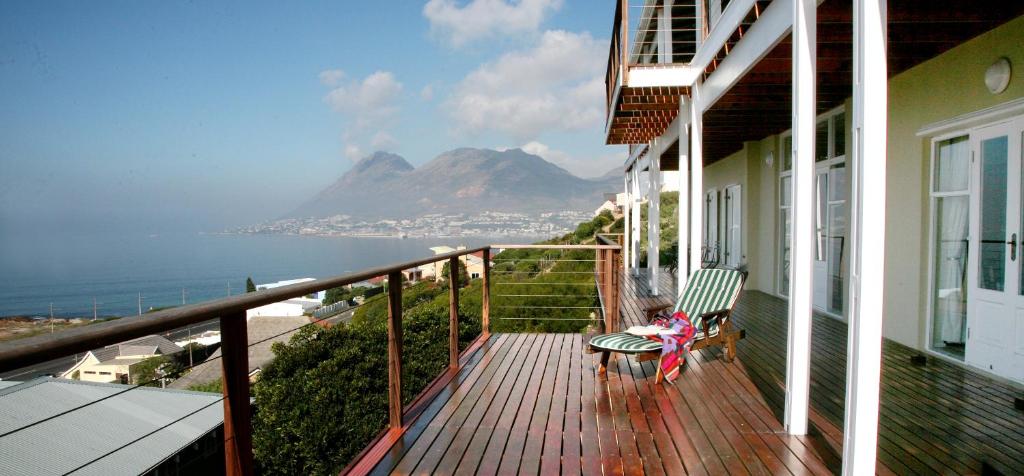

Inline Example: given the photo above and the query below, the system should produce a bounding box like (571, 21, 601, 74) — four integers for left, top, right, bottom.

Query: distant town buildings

(60, 334, 183, 384)
(228, 210, 592, 239)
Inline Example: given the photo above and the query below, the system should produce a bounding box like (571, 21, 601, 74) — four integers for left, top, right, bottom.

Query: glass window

(782, 136, 792, 171)
(781, 208, 791, 296)
(833, 113, 846, 157)
(780, 175, 792, 207)
(816, 120, 829, 162)
(931, 195, 969, 357)
(934, 136, 970, 193)
(815, 174, 828, 261)
(979, 135, 1009, 291)
(829, 163, 847, 201)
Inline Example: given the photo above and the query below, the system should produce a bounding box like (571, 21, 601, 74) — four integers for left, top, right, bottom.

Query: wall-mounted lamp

(764, 150, 775, 168)
(985, 57, 1012, 95)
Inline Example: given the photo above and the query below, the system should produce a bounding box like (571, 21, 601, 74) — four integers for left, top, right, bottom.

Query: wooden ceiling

(701, 0, 1024, 164)
(606, 85, 689, 145)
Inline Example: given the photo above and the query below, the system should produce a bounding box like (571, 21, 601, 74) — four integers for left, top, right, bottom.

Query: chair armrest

(644, 302, 673, 321)
(698, 308, 732, 336)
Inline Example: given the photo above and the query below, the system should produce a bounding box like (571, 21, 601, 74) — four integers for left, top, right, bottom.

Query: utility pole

(93, 298, 97, 321)
(49, 303, 54, 333)
(138, 293, 143, 316)
(187, 326, 194, 367)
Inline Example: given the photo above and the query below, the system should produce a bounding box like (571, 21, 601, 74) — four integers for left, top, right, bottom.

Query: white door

(812, 170, 829, 310)
(705, 189, 719, 262)
(966, 119, 1024, 382)
(723, 185, 742, 267)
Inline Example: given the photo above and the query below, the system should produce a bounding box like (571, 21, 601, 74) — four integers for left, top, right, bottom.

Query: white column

(842, 0, 887, 473)
(689, 81, 704, 277)
(624, 169, 632, 273)
(631, 166, 643, 274)
(648, 141, 661, 295)
(784, 0, 816, 436)
(678, 97, 692, 296)
(658, 2, 673, 62)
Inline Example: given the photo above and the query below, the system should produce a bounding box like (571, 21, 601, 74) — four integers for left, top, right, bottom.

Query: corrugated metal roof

(0, 378, 223, 475)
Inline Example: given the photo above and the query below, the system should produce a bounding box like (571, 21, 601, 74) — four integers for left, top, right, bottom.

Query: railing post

(448, 257, 460, 369)
(386, 271, 403, 430)
(481, 248, 490, 335)
(220, 311, 254, 476)
(610, 248, 621, 333)
(620, 0, 629, 83)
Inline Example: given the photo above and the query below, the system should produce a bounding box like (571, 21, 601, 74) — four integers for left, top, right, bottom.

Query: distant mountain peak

(287, 147, 619, 220)
(351, 151, 413, 174)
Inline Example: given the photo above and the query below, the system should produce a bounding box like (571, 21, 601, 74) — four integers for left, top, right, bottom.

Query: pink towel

(645, 311, 697, 382)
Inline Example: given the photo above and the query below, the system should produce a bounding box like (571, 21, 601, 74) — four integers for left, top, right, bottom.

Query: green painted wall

(887, 15, 1024, 349)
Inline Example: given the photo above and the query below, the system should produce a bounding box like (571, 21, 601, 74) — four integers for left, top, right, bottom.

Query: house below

(0, 378, 224, 474)
(60, 334, 183, 384)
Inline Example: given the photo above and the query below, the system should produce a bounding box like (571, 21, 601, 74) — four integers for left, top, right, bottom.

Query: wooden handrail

(0, 246, 489, 373)
(492, 244, 621, 250)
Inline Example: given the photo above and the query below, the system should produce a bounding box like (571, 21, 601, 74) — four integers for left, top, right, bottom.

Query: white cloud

(320, 70, 404, 160)
(344, 144, 363, 161)
(423, 0, 563, 47)
(446, 30, 606, 141)
(370, 131, 398, 151)
(420, 84, 435, 101)
(323, 70, 403, 129)
(520, 141, 621, 178)
(318, 69, 345, 86)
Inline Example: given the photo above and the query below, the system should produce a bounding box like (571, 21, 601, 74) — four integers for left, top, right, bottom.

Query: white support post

(659, 2, 673, 63)
(648, 141, 661, 296)
(842, 0, 887, 473)
(784, 0, 816, 436)
(689, 81, 704, 277)
(678, 96, 692, 296)
(624, 169, 632, 273)
(631, 167, 643, 274)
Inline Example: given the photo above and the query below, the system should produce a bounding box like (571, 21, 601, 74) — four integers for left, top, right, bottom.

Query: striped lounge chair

(588, 268, 747, 382)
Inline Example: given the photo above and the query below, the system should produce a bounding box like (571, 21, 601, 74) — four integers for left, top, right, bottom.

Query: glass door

(966, 119, 1024, 382)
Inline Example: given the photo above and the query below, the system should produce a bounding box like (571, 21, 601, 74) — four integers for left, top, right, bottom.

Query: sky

(0, 0, 625, 233)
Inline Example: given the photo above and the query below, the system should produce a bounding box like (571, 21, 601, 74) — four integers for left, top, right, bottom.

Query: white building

(256, 278, 326, 303)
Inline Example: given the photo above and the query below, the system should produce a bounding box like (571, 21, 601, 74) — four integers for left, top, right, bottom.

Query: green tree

(246, 277, 257, 293)
(574, 221, 596, 241)
(131, 355, 180, 386)
(440, 260, 470, 286)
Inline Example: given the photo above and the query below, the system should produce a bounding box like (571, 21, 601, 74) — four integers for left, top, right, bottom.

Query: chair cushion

(589, 333, 662, 353)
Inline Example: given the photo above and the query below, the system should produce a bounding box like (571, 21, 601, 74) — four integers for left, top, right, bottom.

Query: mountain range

(288, 148, 620, 219)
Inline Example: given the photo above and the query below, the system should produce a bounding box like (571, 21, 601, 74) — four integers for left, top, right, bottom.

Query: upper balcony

(605, 0, 771, 145)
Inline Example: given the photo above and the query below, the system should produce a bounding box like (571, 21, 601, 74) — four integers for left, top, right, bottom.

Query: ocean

(0, 231, 529, 318)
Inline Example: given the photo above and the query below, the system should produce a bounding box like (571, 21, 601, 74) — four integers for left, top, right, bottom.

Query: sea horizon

(0, 230, 537, 319)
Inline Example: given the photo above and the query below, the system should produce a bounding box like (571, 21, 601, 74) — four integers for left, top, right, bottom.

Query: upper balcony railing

(0, 242, 622, 475)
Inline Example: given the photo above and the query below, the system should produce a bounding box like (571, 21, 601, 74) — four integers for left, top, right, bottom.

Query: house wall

(885, 15, 1024, 349)
(693, 15, 1024, 352)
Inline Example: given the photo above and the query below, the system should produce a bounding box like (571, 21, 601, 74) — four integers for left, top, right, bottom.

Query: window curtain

(935, 196, 969, 344)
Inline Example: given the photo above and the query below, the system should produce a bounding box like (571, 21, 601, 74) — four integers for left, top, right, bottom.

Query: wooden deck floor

(364, 332, 837, 475)
(352, 269, 1024, 475)
(729, 290, 1024, 475)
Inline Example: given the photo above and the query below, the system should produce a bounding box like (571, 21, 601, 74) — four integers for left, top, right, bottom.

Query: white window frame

(924, 130, 972, 363)
(777, 105, 847, 302)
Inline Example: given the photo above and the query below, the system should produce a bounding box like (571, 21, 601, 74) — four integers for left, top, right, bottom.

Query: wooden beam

(220, 311, 254, 476)
(387, 271, 403, 429)
(448, 257, 459, 369)
(481, 248, 490, 335)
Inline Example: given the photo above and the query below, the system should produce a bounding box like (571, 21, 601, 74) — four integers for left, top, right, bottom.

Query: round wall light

(985, 57, 1012, 95)
(764, 150, 774, 168)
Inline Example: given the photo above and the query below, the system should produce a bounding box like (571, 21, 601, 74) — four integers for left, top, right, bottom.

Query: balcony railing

(0, 242, 621, 475)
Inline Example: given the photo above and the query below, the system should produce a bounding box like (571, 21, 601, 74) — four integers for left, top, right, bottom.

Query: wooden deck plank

(472, 334, 549, 476)
(391, 331, 516, 472)
(496, 334, 557, 475)
(430, 334, 532, 475)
